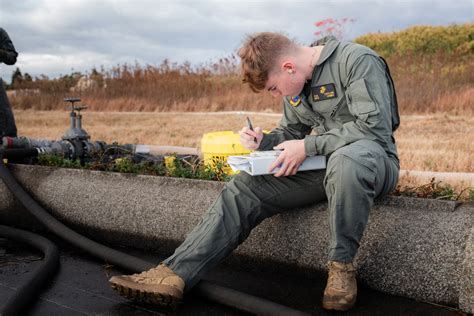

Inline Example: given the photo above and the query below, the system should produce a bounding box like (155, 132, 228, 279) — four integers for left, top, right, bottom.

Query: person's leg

(110, 168, 327, 305)
(325, 139, 399, 262)
(0, 81, 17, 137)
(163, 168, 327, 289)
(322, 139, 399, 311)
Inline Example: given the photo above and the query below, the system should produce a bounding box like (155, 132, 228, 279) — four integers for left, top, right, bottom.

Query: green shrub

(354, 23, 474, 57)
(38, 154, 82, 169)
(37, 153, 231, 182)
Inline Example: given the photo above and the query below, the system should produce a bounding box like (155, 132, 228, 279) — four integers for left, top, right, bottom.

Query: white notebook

(227, 150, 326, 176)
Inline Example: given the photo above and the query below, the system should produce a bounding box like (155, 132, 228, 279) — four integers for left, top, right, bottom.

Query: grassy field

(14, 110, 473, 173)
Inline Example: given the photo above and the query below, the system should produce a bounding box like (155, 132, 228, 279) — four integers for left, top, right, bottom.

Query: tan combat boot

(322, 261, 357, 311)
(109, 263, 185, 307)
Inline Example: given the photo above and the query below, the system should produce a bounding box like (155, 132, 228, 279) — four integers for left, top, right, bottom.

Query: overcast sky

(1, 0, 472, 82)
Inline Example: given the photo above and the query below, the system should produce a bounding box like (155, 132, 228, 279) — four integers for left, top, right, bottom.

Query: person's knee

(324, 151, 376, 196)
(224, 172, 268, 201)
(220, 173, 269, 241)
(221, 173, 264, 212)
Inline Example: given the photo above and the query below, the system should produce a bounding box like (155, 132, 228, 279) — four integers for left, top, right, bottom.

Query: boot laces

(328, 263, 355, 291)
(130, 266, 171, 282)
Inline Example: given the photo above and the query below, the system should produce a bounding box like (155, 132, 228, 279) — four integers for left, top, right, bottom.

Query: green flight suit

(163, 36, 400, 290)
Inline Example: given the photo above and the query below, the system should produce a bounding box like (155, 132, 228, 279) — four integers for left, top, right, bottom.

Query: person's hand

(268, 140, 306, 177)
(239, 126, 263, 150)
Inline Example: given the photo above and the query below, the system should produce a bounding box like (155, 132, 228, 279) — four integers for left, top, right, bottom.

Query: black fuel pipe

(0, 148, 38, 162)
(0, 150, 311, 316)
(0, 225, 59, 316)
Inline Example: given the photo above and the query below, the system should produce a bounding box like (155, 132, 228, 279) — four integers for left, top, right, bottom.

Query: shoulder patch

(289, 95, 301, 107)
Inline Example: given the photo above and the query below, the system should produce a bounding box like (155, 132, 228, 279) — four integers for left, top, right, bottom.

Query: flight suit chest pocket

(346, 78, 379, 121)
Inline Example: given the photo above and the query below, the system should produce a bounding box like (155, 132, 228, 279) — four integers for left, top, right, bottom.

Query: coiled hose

(0, 225, 59, 316)
(0, 150, 310, 316)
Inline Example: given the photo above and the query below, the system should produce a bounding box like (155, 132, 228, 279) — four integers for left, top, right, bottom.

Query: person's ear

(281, 61, 295, 74)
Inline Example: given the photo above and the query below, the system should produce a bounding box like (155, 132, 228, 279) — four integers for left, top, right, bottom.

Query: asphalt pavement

(0, 234, 467, 316)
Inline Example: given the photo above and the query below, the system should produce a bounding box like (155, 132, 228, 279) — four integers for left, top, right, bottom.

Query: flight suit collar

(288, 36, 341, 131)
(310, 35, 340, 66)
(287, 36, 341, 128)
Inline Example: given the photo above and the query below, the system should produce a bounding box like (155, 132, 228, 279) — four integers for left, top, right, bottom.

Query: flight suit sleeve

(304, 54, 394, 156)
(0, 28, 18, 65)
(258, 98, 312, 150)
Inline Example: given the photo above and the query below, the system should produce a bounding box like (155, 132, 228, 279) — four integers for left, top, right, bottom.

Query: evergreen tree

(11, 67, 22, 88)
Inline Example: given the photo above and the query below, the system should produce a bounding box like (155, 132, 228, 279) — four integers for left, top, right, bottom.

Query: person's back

(0, 27, 19, 137)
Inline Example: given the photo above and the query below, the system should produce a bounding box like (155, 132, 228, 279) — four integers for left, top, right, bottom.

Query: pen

(246, 116, 257, 143)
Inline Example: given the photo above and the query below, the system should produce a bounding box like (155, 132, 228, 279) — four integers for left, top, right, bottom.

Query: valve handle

(64, 97, 87, 112)
(74, 105, 88, 112)
(64, 97, 81, 105)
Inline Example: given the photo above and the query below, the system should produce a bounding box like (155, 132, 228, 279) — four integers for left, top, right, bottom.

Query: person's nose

(270, 90, 280, 97)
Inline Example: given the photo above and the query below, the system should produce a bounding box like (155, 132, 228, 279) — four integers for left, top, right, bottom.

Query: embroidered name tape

(312, 83, 337, 102)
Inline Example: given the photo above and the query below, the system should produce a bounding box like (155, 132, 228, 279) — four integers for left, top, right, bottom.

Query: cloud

(0, 0, 472, 81)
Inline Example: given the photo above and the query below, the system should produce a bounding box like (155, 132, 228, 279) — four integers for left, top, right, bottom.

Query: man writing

(110, 32, 400, 312)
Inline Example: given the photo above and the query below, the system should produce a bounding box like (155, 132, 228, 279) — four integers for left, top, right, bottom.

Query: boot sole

(322, 298, 356, 311)
(109, 277, 183, 307)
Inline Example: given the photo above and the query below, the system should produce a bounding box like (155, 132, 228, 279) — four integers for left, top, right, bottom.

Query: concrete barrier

(0, 164, 472, 313)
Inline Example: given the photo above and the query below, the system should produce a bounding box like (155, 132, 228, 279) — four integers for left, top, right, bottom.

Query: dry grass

(14, 110, 473, 173)
(395, 114, 473, 173)
(394, 174, 472, 200)
(13, 110, 277, 147)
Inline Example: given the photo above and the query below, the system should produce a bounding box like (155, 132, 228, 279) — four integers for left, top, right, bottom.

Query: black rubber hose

(0, 156, 310, 316)
(194, 282, 310, 316)
(1, 148, 38, 164)
(0, 225, 59, 316)
(0, 157, 152, 272)
(0, 148, 38, 160)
